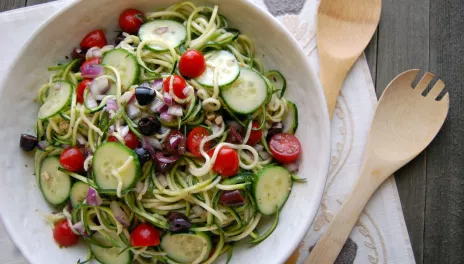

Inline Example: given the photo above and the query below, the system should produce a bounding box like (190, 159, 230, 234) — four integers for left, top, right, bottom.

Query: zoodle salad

(19, 2, 303, 264)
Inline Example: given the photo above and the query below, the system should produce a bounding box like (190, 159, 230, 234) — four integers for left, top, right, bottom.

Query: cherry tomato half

(76, 79, 92, 104)
(269, 133, 301, 164)
(246, 121, 262, 146)
(179, 50, 206, 78)
(80, 57, 101, 73)
(208, 147, 239, 178)
(130, 223, 160, 247)
(163, 75, 188, 99)
(119, 9, 145, 34)
(107, 131, 139, 149)
(187, 127, 211, 157)
(80, 30, 108, 49)
(59, 147, 85, 172)
(53, 219, 79, 247)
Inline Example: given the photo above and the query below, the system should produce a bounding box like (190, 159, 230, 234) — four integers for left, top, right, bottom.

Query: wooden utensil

(306, 69, 449, 264)
(317, 0, 381, 117)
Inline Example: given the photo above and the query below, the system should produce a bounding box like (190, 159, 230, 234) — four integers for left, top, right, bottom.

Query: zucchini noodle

(30, 2, 300, 264)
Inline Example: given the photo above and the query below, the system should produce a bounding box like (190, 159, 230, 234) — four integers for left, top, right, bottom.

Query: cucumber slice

(93, 142, 140, 193)
(39, 156, 71, 205)
(196, 50, 240, 87)
(265, 70, 286, 98)
(161, 232, 212, 263)
(70, 181, 89, 207)
(89, 231, 131, 264)
(102, 49, 140, 89)
(253, 165, 292, 215)
(282, 100, 298, 134)
(221, 67, 268, 115)
(37, 81, 73, 120)
(139, 20, 187, 52)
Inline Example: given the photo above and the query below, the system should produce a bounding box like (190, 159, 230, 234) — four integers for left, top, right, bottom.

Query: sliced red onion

(164, 130, 186, 155)
(76, 133, 87, 145)
(157, 174, 168, 188)
(167, 105, 183, 117)
(142, 137, 156, 157)
(86, 187, 102, 206)
(147, 137, 162, 150)
(155, 27, 169, 35)
(259, 150, 271, 160)
(182, 86, 191, 96)
(163, 93, 173, 106)
(72, 221, 87, 236)
(37, 140, 49, 150)
(226, 121, 243, 132)
(160, 112, 174, 122)
(155, 152, 179, 164)
(153, 79, 163, 90)
(150, 98, 167, 113)
(228, 126, 243, 144)
(85, 47, 102, 60)
(159, 126, 169, 134)
(81, 64, 104, 78)
(120, 91, 135, 104)
(110, 201, 130, 227)
(85, 93, 98, 109)
(120, 126, 130, 138)
(127, 103, 141, 119)
(105, 98, 119, 111)
(273, 122, 283, 129)
(90, 77, 110, 95)
(284, 163, 300, 173)
(169, 136, 182, 149)
(212, 125, 221, 134)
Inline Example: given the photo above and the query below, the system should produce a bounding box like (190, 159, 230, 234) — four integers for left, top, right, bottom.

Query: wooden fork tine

(414, 72, 435, 93)
(428, 79, 445, 99)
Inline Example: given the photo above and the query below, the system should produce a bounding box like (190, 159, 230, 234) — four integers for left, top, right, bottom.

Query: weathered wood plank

(425, 1, 464, 263)
(0, 0, 26, 12)
(26, 0, 55, 6)
(375, 0, 429, 263)
(365, 30, 378, 83)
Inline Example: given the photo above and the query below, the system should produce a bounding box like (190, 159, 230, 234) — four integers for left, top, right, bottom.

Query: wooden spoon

(306, 70, 449, 264)
(317, 0, 381, 117)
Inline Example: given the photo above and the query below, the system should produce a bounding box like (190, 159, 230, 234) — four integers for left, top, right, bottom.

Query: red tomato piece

(59, 147, 85, 172)
(187, 127, 211, 157)
(107, 136, 118, 142)
(79, 57, 101, 73)
(208, 146, 239, 177)
(163, 75, 188, 99)
(179, 50, 206, 78)
(119, 9, 145, 34)
(76, 79, 92, 104)
(53, 219, 79, 247)
(269, 133, 301, 164)
(124, 131, 139, 149)
(130, 223, 160, 247)
(80, 30, 108, 49)
(246, 121, 263, 146)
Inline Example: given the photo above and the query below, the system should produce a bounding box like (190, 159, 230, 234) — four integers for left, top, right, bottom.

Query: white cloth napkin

(0, 1, 415, 263)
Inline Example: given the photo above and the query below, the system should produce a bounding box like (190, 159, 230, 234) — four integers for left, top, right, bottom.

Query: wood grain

(374, 0, 429, 262)
(0, 0, 26, 11)
(26, 0, 55, 6)
(425, 1, 464, 263)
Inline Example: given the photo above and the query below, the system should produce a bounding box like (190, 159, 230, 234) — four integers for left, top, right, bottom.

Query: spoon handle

(305, 167, 379, 264)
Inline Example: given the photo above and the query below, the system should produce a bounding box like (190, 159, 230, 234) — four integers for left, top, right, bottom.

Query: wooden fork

(306, 69, 449, 264)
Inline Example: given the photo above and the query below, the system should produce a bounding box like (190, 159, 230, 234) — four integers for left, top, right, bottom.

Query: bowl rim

(0, 0, 331, 263)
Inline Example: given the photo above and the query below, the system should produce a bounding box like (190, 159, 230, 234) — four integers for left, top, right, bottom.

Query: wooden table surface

(2, 0, 463, 263)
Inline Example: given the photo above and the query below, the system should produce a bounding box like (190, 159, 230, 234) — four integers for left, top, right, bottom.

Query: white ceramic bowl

(0, 1, 330, 263)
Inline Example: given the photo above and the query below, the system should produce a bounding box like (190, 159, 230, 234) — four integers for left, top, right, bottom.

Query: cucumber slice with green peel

(70, 181, 89, 207)
(161, 232, 212, 263)
(253, 165, 292, 215)
(89, 231, 131, 264)
(37, 81, 73, 120)
(101, 49, 140, 89)
(282, 100, 298, 134)
(221, 67, 268, 115)
(39, 156, 71, 205)
(265, 70, 287, 98)
(139, 20, 187, 52)
(92, 142, 140, 193)
(196, 50, 240, 87)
